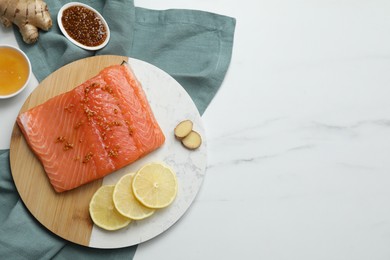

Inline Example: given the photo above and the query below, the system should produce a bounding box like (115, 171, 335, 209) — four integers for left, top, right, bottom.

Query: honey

(0, 47, 29, 96)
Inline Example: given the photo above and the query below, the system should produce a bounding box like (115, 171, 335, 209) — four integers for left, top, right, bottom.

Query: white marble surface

(2, 0, 390, 259)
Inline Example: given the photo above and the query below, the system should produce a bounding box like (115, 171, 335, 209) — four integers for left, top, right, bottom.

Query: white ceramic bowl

(57, 2, 110, 51)
(0, 45, 31, 99)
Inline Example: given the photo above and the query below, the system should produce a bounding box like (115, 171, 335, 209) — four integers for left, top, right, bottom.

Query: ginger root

(0, 0, 52, 44)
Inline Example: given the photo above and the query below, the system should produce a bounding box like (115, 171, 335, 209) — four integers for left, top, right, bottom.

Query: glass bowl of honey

(0, 45, 31, 99)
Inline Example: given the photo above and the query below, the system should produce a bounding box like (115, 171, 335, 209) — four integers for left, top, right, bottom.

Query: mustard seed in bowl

(61, 5, 107, 47)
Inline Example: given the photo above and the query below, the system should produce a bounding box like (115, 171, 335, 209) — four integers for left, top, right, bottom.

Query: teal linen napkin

(2, 0, 235, 259)
(15, 0, 235, 115)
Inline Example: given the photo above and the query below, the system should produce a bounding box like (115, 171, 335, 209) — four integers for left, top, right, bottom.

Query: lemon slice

(132, 163, 178, 209)
(113, 173, 155, 220)
(89, 185, 131, 231)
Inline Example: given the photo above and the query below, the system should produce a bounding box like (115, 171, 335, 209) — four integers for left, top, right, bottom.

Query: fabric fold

(132, 8, 236, 114)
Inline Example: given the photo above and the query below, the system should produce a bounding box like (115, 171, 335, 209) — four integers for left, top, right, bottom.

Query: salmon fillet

(17, 64, 165, 192)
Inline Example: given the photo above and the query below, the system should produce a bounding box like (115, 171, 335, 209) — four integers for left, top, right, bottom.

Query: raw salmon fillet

(17, 64, 165, 192)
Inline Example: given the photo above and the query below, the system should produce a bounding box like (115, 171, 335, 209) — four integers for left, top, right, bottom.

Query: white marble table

(2, 1, 390, 259)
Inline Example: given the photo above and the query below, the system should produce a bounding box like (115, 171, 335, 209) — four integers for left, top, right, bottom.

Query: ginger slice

(181, 131, 202, 150)
(174, 120, 193, 140)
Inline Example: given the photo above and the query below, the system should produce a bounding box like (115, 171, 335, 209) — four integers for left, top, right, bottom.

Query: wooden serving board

(10, 55, 128, 246)
(10, 55, 208, 249)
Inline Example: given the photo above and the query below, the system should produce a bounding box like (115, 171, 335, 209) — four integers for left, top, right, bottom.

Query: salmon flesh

(17, 64, 165, 192)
